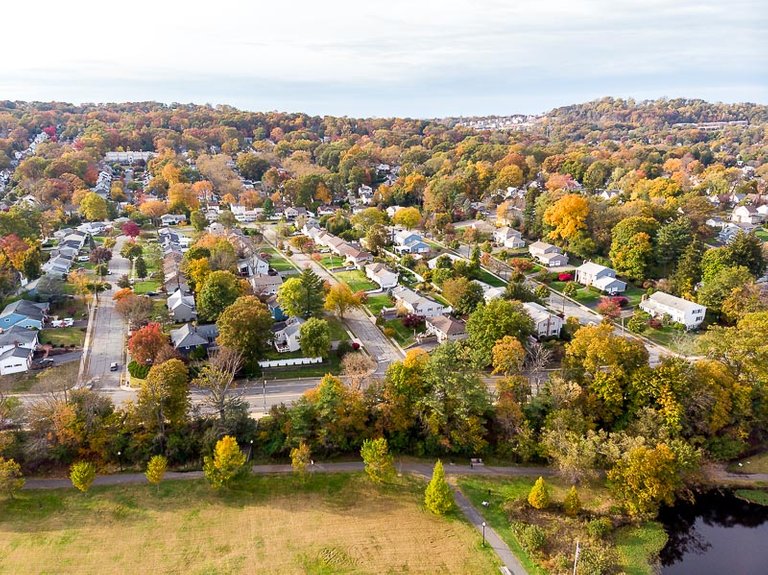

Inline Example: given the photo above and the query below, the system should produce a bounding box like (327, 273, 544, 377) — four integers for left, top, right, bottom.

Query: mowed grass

(262, 246, 297, 272)
(335, 270, 378, 292)
(39, 327, 86, 347)
(133, 280, 161, 295)
(365, 293, 392, 316)
(0, 473, 497, 575)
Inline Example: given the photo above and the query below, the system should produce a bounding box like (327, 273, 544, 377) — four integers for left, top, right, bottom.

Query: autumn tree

(392, 206, 421, 229)
(70, 461, 96, 493)
(492, 335, 526, 376)
(120, 242, 142, 261)
(290, 442, 312, 477)
(424, 460, 453, 515)
(341, 352, 376, 390)
(190, 210, 207, 232)
(360, 438, 395, 483)
(145, 455, 168, 492)
(115, 293, 154, 328)
(203, 435, 247, 489)
(277, 268, 325, 318)
(0, 457, 24, 498)
(193, 347, 244, 420)
(139, 199, 168, 226)
(128, 322, 169, 364)
(216, 296, 272, 368)
(300, 318, 331, 358)
(442, 276, 485, 315)
(121, 221, 141, 238)
(466, 299, 534, 367)
(324, 282, 362, 319)
(79, 192, 108, 221)
(563, 486, 581, 516)
(543, 194, 589, 245)
(197, 270, 242, 321)
(528, 476, 550, 509)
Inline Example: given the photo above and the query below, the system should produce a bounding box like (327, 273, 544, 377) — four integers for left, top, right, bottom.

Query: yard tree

(145, 455, 168, 492)
(68, 269, 91, 297)
(360, 438, 395, 483)
(608, 443, 682, 518)
(697, 266, 754, 314)
(324, 282, 362, 319)
(492, 335, 526, 376)
(351, 207, 388, 233)
(424, 460, 453, 515)
(655, 217, 693, 274)
(441, 276, 484, 315)
(563, 486, 581, 516)
(721, 282, 768, 323)
(217, 209, 237, 228)
(671, 239, 704, 297)
(528, 476, 550, 509)
(197, 270, 243, 321)
(341, 351, 377, 390)
(121, 220, 141, 238)
(236, 152, 270, 181)
(0, 457, 24, 498)
(364, 223, 390, 255)
(596, 297, 622, 320)
(492, 163, 525, 190)
(139, 199, 168, 225)
(300, 318, 331, 358)
(115, 294, 153, 328)
(70, 461, 96, 493)
(193, 347, 244, 420)
(120, 241, 142, 261)
(290, 442, 312, 477)
(543, 194, 589, 244)
(128, 322, 169, 364)
(725, 231, 766, 278)
(134, 255, 148, 279)
(185, 257, 211, 292)
(79, 192, 108, 221)
(216, 296, 272, 368)
(466, 299, 534, 367)
(190, 209, 207, 232)
(89, 246, 112, 265)
(277, 268, 325, 318)
(289, 235, 314, 254)
(562, 281, 579, 298)
(392, 206, 421, 229)
(138, 359, 190, 439)
(203, 435, 246, 489)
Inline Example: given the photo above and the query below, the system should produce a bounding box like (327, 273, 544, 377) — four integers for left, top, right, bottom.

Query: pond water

(658, 490, 768, 574)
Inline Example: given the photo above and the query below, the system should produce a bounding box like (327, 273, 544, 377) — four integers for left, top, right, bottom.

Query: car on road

(37, 358, 55, 367)
(110, 362, 119, 371)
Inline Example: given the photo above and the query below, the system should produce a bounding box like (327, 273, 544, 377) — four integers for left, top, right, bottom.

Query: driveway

(86, 235, 131, 389)
(263, 227, 404, 374)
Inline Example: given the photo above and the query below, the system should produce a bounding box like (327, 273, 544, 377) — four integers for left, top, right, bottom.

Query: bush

(383, 327, 396, 338)
(336, 340, 352, 358)
(610, 296, 628, 307)
(558, 272, 574, 281)
(586, 518, 613, 540)
(127, 360, 150, 379)
(648, 318, 663, 329)
(577, 543, 619, 575)
(564, 486, 581, 516)
(402, 314, 425, 329)
(512, 522, 547, 553)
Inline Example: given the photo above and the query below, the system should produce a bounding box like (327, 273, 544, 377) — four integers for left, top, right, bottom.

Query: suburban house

(160, 214, 186, 226)
(237, 254, 270, 277)
(639, 292, 707, 330)
(231, 204, 263, 223)
(0, 300, 49, 330)
(250, 273, 283, 296)
(425, 315, 467, 342)
(266, 295, 287, 321)
(427, 253, 466, 270)
(43, 254, 74, 276)
(522, 302, 564, 339)
(273, 317, 304, 353)
(391, 286, 446, 317)
(167, 289, 197, 323)
(473, 280, 506, 302)
(365, 263, 399, 289)
(575, 262, 627, 294)
(393, 230, 430, 254)
(529, 241, 568, 267)
(493, 227, 526, 249)
(0, 326, 39, 375)
(731, 205, 764, 225)
(164, 271, 190, 295)
(170, 323, 219, 355)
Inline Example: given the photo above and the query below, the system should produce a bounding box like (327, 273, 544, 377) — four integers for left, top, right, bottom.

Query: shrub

(648, 318, 663, 329)
(402, 314, 425, 329)
(424, 460, 453, 515)
(383, 327, 396, 338)
(335, 340, 352, 358)
(610, 295, 628, 307)
(578, 543, 619, 575)
(528, 476, 550, 509)
(512, 522, 547, 553)
(127, 360, 150, 379)
(351, 341, 360, 350)
(586, 518, 613, 540)
(564, 486, 581, 516)
(558, 272, 574, 281)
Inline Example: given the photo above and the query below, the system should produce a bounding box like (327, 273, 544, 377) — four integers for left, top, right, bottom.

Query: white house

(0, 326, 39, 375)
(250, 273, 283, 296)
(160, 214, 186, 226)
(522, 302, 563, 339)
(426, 315, 467, 342)
(493, 227, 525, 249)
(575, 262, 627, 294)
(640, 292, 707, 330)
(365, 263, 399, 289)
(731, 205, 763, 225)
(427, 253, 466, 270)
(391, 286, 446, 317)
(273, 317, 304, 353)
(237, 254, 270, 277)
(393, 230, 430, 254)
(529, 241, 568, 266)
(167, 289, 197, 322)
(473, 280, 506, 302)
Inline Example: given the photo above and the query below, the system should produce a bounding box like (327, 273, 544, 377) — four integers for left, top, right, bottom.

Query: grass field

(459, 476, 666, 575)
(473, 268, 507, 287)
(319, 253, 345, 269)
(754, 227, 768, 242)
(365, 293, 392, 316)
(262, 246, 297, 272)
(729, 451, 768, 474)
(1, 361, 78, 394)
(326, 317, 350, 341)
(382, 318, 420, 347)
(0, 474, 497, 575)
(133, 280, 161, 295)
(335, 270, 378, 292)
(39, 327, 85, 347)
(735, 489, 768, 506)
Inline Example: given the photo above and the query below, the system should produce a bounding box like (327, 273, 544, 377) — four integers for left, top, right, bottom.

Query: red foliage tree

(128, 322, 169, 364)
(596, 297, 622, 320)
(122, 221, 141, 238)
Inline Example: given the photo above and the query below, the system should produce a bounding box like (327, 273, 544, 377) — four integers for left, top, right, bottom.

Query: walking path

(703, 463, 768, 486)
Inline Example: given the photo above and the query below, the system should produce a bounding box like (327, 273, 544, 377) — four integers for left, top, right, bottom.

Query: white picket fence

(258, 357, 323, 368)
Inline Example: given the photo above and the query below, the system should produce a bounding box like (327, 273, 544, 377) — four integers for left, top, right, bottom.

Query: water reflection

(659, 490, 768, 574)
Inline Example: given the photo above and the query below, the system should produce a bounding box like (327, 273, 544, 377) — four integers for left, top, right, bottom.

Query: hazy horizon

(1, 0, 766, 117)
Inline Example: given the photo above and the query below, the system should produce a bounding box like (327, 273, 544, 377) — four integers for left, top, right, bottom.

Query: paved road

(263, 226, 404, 375)
(86, 236, 130, 389)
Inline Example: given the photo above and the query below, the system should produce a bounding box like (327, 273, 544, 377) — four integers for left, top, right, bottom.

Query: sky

(0, 0, 766, 117)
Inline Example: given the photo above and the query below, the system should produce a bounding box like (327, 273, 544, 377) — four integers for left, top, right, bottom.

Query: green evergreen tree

(360, 438, 395, 483)
(424, 460, 453, 515)
(563, 485, 581, 516)
(70, 461, 97, 493)
(134, 255, 148, 279)
(528, 476, 550, 509)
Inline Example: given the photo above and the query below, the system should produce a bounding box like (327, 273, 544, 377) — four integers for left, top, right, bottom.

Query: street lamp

(481, 521, 486, 547)
(117, 450, 122, 472)
(247, 439, 254, 463)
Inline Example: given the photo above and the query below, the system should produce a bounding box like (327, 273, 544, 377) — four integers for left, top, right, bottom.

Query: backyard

(334, 270, 378, 292)
(133, 280, 162, 295)
(0, 473, 497, 575)
(365, 293, 392, 316)
(261, 246, 297, 273)
(39, 327, 86, 347)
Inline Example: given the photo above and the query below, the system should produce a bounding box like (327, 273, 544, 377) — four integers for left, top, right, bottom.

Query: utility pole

(262, 379, 267, 411)
(572, 539, 581, 575)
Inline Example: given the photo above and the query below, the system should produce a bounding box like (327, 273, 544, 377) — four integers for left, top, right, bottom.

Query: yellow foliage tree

(543, 194, 589, 243)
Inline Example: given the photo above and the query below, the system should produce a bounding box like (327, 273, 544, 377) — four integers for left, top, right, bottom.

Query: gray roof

(1, 300, 48, 321)
(646, 291, 704, 313)
(0, 346, 32, 361)
(170, 323, 218, 348)
(0, 325, 39, 348)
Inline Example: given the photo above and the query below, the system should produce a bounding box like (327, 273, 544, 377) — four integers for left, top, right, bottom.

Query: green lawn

(383, 318, 421, 347)
(365, 294, 392, 316)
(319, 253, 346, 269)
(335, 270, 378, 292)
(0, 473, 497, 575)
(473, 268, 507, 287)
(260, 246, 297, 272)
(459, 476, 667, 575)
(133, 280, 161, 295)
(48, 298, 88, 320)
(623, 285, 647, 307)
(728, 451, 768, 474)
(735, 489, 768, 506)
(39, 327, 86, 347)
(326, 317, 351, 341)
(754, 227, 768, 242)
(641, 326, 702, 353)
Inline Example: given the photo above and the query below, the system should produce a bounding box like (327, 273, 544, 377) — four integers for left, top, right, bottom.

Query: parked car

(50, 317, 74, 328)
(109, 362, 119, 371)
(37, 358, 54, 367)
(77, 256, 89, 262)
